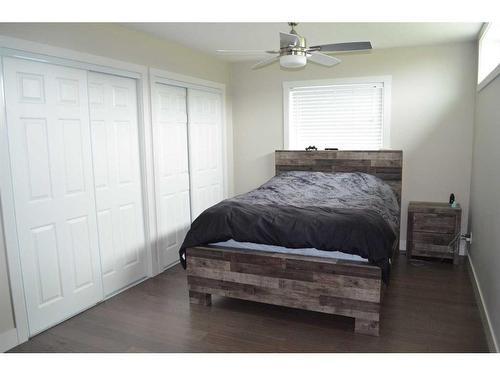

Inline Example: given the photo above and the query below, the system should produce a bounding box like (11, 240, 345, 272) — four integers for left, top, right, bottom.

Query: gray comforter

(180, 171, 400, 282)
(231, 171, 399, 232)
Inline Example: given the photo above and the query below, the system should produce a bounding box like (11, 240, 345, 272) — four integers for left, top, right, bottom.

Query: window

(478, 23, 500, 89)
(283, 77, 391, 150)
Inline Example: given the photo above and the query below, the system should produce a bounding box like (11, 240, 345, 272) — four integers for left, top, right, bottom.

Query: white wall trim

(0, 55, 30, 344)
(467, 254, 499, 352)
(399, 239, 407, 252)
(476, 22, 500, 92)
(150, 67, 226, 92)
(0, 328, 18, 352)
(282, 75, 392, 150)
(0, 36, 157, 343)
(0, 35, 147, 77)
(477, 62, 500, 92)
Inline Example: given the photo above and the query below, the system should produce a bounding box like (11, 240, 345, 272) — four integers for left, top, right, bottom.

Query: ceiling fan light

(280, 54, 307, 68)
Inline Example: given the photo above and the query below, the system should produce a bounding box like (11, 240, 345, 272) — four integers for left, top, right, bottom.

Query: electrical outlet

(461, 232, 472, 244)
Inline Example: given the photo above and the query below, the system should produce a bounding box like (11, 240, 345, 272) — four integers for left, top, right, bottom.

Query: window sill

(478, 62, 500, 92)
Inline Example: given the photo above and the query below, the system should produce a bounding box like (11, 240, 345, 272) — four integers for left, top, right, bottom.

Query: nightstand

(407, 201, 462, 264)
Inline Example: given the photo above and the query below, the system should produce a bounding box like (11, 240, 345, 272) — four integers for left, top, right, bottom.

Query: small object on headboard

(449, 193, 455, 207)
(325, 148, 339, 150)
(305, 145, 317, 151)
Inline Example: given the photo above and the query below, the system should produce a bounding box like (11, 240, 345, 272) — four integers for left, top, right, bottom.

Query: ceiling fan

(216, 22, 372, 70)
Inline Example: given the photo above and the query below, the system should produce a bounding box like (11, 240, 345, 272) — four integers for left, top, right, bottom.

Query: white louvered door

(152, 83, 192, 269)
(3, 57, 104, 335)
(88, 72, 147, 296)
(187, 88, 224, 220)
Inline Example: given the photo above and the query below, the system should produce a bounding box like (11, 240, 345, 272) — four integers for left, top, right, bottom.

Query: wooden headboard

(275, 150, 403, 204)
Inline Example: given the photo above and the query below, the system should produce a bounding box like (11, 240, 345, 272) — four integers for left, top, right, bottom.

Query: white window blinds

(287, 82, 386, 150)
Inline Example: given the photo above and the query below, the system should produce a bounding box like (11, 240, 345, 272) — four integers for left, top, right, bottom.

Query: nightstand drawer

(412, 242, 454, 258)
(412, 213, 456, 233)
(412, 231, 455, 245)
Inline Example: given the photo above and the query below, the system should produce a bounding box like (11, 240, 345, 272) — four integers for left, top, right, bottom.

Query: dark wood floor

(10, 255, 489, 352)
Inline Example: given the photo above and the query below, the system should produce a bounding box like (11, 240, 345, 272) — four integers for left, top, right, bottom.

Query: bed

(181, 150, 403, 336)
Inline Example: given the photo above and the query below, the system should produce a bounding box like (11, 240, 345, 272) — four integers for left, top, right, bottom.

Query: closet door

(3, 57, 103, 335)
(88, 72, 147, 296)
(187, 89, 224, 220)
(153, 84, 191, 269)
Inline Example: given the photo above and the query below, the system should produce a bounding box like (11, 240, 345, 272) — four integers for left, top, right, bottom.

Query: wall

(230, 42, 477, 249)
(469, 73, 500, 351)
(0, 23, 233, 345)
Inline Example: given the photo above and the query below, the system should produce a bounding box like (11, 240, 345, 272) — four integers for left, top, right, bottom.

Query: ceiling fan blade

(310, 41, 372, 52)
(252, 55, 279, 70)
(280, 32, 300, 49)
(307, 52, 341, 67)
(216, 49, 277, 55)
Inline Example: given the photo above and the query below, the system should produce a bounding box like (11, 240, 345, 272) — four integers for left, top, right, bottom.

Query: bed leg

(189, 290, 212, 306)
(354, 318, 379, 336)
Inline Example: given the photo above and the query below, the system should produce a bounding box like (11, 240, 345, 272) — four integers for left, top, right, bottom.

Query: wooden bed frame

(186, 150, 403, 336)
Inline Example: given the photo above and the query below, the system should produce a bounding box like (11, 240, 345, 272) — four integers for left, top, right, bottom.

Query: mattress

(210, 239, 368, 262)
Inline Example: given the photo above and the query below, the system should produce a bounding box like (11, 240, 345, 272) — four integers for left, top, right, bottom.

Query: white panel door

(187, 89, 224, 220)
(3, 57, 103, 335)
(88, 72, 147, 296)
(152, 83, 191, 269)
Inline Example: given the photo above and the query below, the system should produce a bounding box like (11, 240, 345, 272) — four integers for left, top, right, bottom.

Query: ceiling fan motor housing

(280, 35, 308, 56)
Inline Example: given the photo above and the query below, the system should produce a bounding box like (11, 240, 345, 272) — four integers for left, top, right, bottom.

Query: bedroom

(0, 0, 499, 370)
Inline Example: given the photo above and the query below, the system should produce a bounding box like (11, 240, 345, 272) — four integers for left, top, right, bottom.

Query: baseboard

(0, 328, 19, 352)
(467, 254, 499, 352)
(162, 259, 180, 272)
(103, 275, 149, 301)
(399, 240, 406, 252)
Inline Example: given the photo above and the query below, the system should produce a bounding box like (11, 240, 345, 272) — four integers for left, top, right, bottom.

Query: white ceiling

(123, 22, 482, 62)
